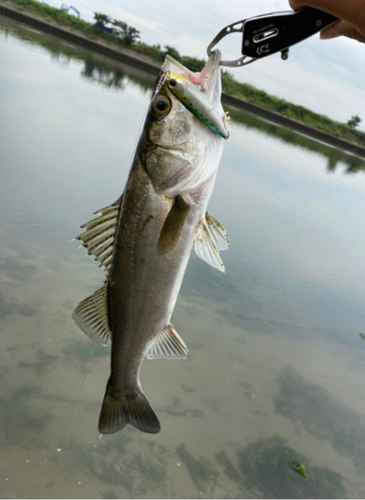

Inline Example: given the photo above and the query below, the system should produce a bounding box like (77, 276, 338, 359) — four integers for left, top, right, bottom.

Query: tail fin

(98, 380, 161, 435)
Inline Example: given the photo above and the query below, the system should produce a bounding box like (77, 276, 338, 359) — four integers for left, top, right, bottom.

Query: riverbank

(1, 0, 364, 157)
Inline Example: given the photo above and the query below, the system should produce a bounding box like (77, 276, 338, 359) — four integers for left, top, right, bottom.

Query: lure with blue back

(165, 73, 229, 139)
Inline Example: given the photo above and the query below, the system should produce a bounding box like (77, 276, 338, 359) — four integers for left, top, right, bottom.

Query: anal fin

(146, 324, 188, 360)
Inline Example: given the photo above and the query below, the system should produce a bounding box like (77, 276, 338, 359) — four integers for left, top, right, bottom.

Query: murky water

(1, 15, 365, 499)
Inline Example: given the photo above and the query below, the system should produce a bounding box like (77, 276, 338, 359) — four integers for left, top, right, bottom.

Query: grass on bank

(5, 0, 364, 147)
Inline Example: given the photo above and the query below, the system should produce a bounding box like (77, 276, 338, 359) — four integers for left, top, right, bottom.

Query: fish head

(144, 51, 227, 197)
(147, 81, 197, 149)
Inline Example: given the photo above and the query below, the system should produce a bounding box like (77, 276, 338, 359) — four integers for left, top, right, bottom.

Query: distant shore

(1, 0, 365, 158)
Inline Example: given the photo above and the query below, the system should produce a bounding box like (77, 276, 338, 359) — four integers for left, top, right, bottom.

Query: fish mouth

(163, 50, 223, 107)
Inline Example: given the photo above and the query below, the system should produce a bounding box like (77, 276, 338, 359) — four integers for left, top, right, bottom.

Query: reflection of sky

(0, 30, 150, 248)
(41, 0, 365, 130)
(207, 123, 365, 336)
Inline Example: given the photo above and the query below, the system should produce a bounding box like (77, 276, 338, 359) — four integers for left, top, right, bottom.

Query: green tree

(347, 114, 361, 129)
(93, 12, 112, 26)
(164, 45, 181, 60)
(112, 20, 140, 46)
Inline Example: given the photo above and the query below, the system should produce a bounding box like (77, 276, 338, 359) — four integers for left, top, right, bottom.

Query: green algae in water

(290, 460, 307, 478)
(238, 436, 346, 499)
(275, 366, 365, 473)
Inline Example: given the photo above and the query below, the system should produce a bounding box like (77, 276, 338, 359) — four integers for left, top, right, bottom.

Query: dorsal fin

(75, 197, 122, 272)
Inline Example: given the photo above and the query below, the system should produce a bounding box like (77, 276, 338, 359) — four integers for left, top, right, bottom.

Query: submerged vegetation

(214, 450, 242, 482)
(18, 348, 58, 375)
(275, 366, 365, 473)
(290, 460, 307, 478)
(53, 437, 168, 497)
(4, 0, 365, 147)
(177, 444, 215, 491)
(238, 436, 346, 498)
(0, 385, 52, 449)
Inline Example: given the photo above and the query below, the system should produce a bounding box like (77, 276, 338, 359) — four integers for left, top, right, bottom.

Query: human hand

(289, 0, 365, 43)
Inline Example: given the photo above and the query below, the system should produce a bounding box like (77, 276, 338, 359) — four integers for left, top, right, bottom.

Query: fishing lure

(165, 73, 229, 139)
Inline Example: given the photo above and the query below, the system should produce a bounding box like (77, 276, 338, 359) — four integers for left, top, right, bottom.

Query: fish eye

(152, 95, 171, 117)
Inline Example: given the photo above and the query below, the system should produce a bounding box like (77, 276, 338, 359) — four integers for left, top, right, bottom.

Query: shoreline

(1, 1, 365, 158)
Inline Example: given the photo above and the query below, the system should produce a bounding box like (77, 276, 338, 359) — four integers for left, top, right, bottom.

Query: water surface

(0, 16, 365, 499)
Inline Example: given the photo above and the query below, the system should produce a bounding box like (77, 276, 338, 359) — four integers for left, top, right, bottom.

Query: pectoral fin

(157, 195, 190, 254)
(72, 283, 111, 346)
(194, 214, 229, 273)
(146, 324, 188, 359)
(75, 197, 122, 272)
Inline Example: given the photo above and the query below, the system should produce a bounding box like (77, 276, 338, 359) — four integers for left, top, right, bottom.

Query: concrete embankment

(1, 2, 365, 158)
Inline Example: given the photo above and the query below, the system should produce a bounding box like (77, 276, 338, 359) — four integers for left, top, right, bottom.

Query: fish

(73, 50, 230, 435)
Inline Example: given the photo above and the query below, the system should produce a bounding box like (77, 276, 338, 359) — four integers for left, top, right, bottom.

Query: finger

(289, 1, 304, 11)
(288, 0, 365, 36)
(320, 20, 365, 43)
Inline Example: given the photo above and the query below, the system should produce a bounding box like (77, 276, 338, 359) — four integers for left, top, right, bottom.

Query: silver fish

(73, 50, 230, 435)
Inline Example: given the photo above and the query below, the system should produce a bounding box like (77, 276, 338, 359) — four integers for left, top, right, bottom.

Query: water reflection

(0, 15, 155, 94)
(1, 15, 363, 174)
(81, 59, 126, 90)
(226, 106, 365, 174)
